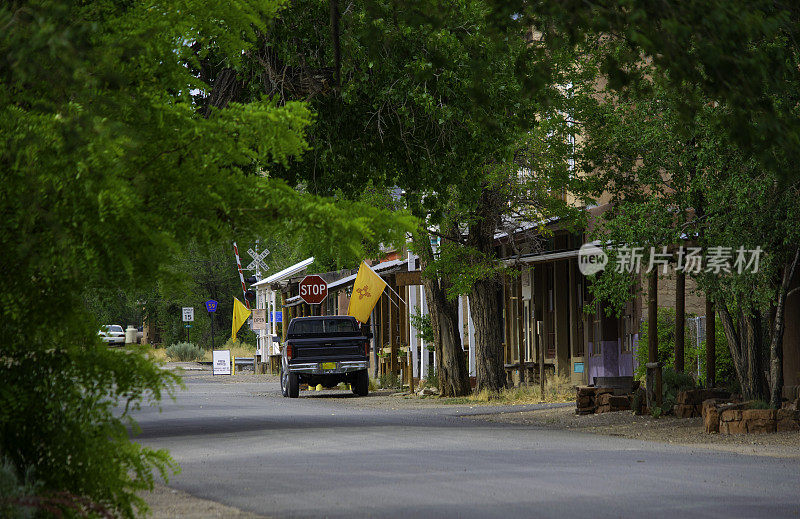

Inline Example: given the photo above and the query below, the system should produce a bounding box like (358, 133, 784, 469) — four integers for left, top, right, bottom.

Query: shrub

(0, 456, 39, 519)
(423, 364, 439, 389)
(378, 372, 401, 389)
(654, 366, 696, 416)
(165, 342, 204, 361)
(637, 308, 736, 389)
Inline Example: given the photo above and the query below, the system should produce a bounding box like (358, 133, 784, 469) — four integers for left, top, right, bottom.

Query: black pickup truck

(280, 316, 371, 398)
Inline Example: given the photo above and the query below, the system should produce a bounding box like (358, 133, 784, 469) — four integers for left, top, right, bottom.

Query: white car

(99, 324, 125, 345)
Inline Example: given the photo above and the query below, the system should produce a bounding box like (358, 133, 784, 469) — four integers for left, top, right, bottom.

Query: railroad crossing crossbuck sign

(246, 247, 270, 273)
(299, 275, 328, 305)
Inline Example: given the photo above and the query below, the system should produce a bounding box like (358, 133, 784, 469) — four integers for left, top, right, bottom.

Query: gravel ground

(468, 405, 800, 458)
(141, 484, 268, 518)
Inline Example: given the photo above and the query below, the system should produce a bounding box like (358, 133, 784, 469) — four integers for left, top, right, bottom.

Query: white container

(125, 325, 137, 344)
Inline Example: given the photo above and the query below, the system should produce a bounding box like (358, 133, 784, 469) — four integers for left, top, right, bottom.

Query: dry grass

(128, 343, 168, 362)
(133, 339, 256, 363)
(440, 374, 574, 405)
(200, 339, 256, 362)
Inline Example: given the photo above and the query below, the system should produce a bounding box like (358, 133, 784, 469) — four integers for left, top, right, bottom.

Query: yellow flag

(347, 261, 387, 323)
(231, 297, 251, 340)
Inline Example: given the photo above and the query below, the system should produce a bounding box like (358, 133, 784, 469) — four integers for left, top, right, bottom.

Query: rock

(607, 395, 631, 409)
(776, 409, 800, 432)
(704, 404, 720, 433)
(674, 404, 697, 419)
(719, 409, 746, 434)
(577, 386, 596, 397)
(720, 409, 743, 422)
(677, 388, 732, 406)
(632, 387, 646, 415)
(742, 409, 776, 433)
(701, 398, 728, 418)
(595, 404, 610, 414)
(698, 388, 732, 402)
(781, 397, 800, 411)
(720, 419, 746, 434)
(577, 395, 593, 407)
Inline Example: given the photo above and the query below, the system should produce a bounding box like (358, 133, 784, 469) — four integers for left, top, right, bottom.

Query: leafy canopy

(0, 0, 411, 516)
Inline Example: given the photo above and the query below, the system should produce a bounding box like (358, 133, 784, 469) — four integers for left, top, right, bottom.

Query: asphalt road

(131, 373, 800, 519)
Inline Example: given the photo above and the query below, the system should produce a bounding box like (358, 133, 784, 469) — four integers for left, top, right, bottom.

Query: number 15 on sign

(182, 307, 194, 342)
(182, 307, 195, 322)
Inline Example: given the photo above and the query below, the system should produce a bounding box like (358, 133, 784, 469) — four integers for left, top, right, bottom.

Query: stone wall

(703, 398, 800, 434)
(575, 386, 633, 414)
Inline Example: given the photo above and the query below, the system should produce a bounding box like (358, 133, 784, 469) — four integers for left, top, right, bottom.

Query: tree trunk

(414, 230, 470, 397)
(466, 184, 508, 393)
(719, 303, 769, 401)
(470, 277, 507, 392)
(769, 247, 799, 407)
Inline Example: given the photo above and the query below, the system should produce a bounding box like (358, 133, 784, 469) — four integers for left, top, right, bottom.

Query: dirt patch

(471, 405, 800, 458)
(140, 484, 268, 519)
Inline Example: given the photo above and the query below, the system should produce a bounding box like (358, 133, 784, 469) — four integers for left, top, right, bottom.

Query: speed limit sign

(182, 307, 194, 322)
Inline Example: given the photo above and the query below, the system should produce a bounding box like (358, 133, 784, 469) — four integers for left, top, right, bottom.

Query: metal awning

(326, 259, 408, 291)
(502, 248, 579, 265)
(501, 240, 601, 266)
(252, 257, 315, 288)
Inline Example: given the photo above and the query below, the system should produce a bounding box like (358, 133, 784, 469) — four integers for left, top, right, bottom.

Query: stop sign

(298, 275, 328, 305)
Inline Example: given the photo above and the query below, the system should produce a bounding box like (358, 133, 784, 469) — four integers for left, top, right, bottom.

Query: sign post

(205, 299, 218, 350)
(299, 275, 328, 308)
(182, 307, 194, 342)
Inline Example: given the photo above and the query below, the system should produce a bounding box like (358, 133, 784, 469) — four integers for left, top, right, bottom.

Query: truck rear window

(289, 318, 358, 335)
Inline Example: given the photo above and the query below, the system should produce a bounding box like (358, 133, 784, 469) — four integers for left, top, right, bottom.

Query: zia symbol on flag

(356, 285, 371, 299)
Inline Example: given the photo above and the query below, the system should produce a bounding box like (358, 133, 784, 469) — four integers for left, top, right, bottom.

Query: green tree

(575, 41, 800, 406)
(496, 0, 800, 181)
(216, 0, 585, 394)
(0, 0, 410, 516)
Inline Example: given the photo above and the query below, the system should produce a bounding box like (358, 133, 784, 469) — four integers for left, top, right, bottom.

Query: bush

(637, 308, 736, 388)
(165, 342, 204, 361)
(0, 456, 39, 519)
(654, 366, 697, 416)
(378, 372, 401, 389)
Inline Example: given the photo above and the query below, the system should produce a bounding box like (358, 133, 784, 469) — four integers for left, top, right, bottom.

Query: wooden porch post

(675, 270, 685, 373)
(568, 259, 579, 381)
(516, 272, 526, 386)
(647, 270, 662, 407)
(390, 289, 398, 377)
(706, 298, 716, 388)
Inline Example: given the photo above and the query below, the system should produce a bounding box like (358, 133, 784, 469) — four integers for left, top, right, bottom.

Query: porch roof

(282, 259, 408, 306)
(501, 240, 600, 266)
(252, 257, 315, 288)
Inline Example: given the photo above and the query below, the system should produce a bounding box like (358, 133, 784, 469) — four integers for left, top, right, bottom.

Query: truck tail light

(364, 341, 370, 357)
(286, 344, 293, 359)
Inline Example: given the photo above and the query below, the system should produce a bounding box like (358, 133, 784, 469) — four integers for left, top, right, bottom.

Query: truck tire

(352, 369, 369, 397)
(280, 368, 288, 397)
(287, 372, 300, 398)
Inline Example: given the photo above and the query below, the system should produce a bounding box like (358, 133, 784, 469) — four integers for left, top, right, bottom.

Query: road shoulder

(140, 484, 269, 519)
(468, 405, 800, 459)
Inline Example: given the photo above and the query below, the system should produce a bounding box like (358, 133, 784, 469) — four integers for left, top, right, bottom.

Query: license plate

(321, 362, 337, 370)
